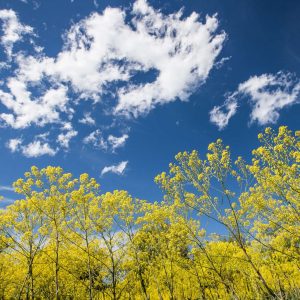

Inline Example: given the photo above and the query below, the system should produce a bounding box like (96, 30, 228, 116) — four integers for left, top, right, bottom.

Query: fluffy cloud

(0, 82, 69, 129)
(210, 72, 300, 129)
(13, 0, 225, 115)
(6, 137, 56, 157)
(0, 9, 33, 58)
(0, 0, 225, 155)
(21, 140, 57, 157)
(101, 161, 128, 176)
(241, 73, 300, 125)
(114, 2, 226, 116)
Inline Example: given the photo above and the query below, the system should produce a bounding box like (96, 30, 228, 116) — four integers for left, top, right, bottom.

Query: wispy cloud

(0, 185, 14, 192)
(79, 112, 96, 126)
(0, 197, 16, 207)
(209, 93, 238, 130)
(83, 129, 107, 150)
(83, 130, 129, 152)
(101, 161, 128, 176)
(107, 134, 129, 152)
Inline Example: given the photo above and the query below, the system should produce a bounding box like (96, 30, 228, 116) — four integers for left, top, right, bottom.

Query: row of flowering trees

(0, 126, 299, 299)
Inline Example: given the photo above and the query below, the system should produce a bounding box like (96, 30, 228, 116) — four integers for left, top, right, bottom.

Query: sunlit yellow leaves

(0, 126, 299, 299)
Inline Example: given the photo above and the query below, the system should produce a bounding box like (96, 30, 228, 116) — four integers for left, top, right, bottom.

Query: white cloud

(115, 2, 226, 116)
(93, 0, 99, 8)
(6, 138, 22, 152)
(0, 1, 226, 155)
(35, 132, 50, 141)
(6, 136, 57, 157)
(57, 129, 78, 149)
(61, 122, 73, 131)
(21, 140, 57, 157)
(240, 72, 300, 125)
(57, 123, 78, 149)
(83, 130, 128, 152)
(0, 185, 14, 191)
(83, 129, 107, 149)
(3, 0, 225, 116)
(79, 112, 95, 126)
(210, 72, 300, 129)
(83, 130, 99, 144)
(107, 134, 128, 151)
(209, 94, 238, 130)
(101, 161, 128, 176)
(0, 82, 69, 129)
(0, 9, 33, 58)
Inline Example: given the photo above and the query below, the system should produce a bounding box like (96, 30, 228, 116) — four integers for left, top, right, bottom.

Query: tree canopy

(0, 126, 299, 299)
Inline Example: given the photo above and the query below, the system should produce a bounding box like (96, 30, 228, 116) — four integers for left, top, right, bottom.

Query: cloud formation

(107, 134, 129, 152)
(0, 9, 33, 58)
(57, 128, 78, 149)
(21, 140, 56, 157)
(209, 95, 238, 130)
(101, 161, 128, 176)
(7, 138, 22, 153)
(83, 130, 128, 152)
(79, 113, 96, 126)
(0, 0, 225, 155)
(7, 137, 57, 157)
(0, 82, 69, 129)
(0, 185, 14, 191)
(210, 72, 300, 129)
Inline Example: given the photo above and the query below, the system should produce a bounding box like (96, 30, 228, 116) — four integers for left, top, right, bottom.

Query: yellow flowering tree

(0, 126, 299, 299)
(155, 126, 300, 298)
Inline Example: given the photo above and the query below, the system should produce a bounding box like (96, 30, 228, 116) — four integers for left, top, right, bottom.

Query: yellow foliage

(0, 126, 299, 299)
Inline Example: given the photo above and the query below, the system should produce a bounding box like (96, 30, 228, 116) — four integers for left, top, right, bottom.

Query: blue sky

(0, 0, 299, 207)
